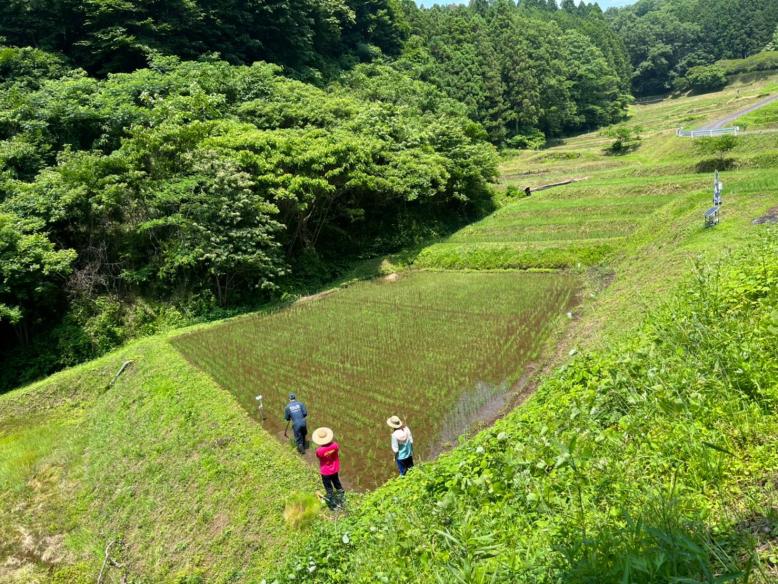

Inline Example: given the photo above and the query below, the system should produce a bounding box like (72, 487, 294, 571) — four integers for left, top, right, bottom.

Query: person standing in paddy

(387, 415, 414, 476)
(312, 427, 344, 509)
(284, 393, 308, 454)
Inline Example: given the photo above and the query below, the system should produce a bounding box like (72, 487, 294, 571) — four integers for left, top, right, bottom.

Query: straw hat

(386, 415, 403, 429)
(312, 427, 334, 446)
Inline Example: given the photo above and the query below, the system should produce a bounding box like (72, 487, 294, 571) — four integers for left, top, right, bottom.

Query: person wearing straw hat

(387, 415, 414, 476)
(312, 427, 344, 509)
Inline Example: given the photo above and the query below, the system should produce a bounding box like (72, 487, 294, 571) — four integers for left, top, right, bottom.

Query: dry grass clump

(283, 492, 322, 530)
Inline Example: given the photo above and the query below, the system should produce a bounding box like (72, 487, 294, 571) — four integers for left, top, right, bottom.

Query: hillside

(419, 74, 778, 345)
(0, 0, 635, 391)
(285, 226, 778, 583)
(269, 71, 778, 583)
(2, 69, 776, 582)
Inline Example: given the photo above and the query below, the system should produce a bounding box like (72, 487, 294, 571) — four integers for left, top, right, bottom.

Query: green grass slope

(740, 100, 778, 130)
(279, 228, 778, 583)
(415, 75, 778, 273)
(0, 338, 317, 583)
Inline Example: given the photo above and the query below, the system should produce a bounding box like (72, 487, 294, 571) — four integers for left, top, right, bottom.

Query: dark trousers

(396, 456, 414, 476)
(293, 425, 307, 453)
(321, 473, 344, 509)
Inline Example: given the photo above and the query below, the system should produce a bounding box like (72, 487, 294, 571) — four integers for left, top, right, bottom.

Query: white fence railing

(676, 127, 740, 138)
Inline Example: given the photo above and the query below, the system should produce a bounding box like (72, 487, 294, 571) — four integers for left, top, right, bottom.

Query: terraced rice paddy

(415, 185, 679, 269)
(414, 76, 778, 273)
(173, 271, 577, 489)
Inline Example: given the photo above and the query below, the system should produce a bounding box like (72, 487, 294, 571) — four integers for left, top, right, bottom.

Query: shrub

(506, 129, 546, 150)
(603, 125, 642, 155)
(694, 135, 739, 172)
(505, 185, 530, 199)
(685, 65, 727, 93)
(695, 135, 738, 159)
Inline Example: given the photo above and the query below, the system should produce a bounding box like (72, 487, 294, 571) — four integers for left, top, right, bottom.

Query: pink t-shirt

(316, 442, 340, 476)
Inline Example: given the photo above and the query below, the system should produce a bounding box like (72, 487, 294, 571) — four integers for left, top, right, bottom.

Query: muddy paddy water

(174, 271, 578, 489)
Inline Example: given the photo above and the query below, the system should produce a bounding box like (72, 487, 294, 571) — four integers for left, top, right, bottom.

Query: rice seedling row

(173, 271, 577, 489)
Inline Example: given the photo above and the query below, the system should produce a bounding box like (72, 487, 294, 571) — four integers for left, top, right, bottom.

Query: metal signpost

(713, 170, 723, 207)
(705, 170, 723, 227)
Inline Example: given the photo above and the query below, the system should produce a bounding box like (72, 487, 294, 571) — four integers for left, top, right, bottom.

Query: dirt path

(697, 94, 778, 130)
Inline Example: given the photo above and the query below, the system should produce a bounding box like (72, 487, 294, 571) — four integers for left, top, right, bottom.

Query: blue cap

(289, 393, 296, 400)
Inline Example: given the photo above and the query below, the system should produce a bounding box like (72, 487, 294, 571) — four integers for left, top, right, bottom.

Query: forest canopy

(608, 0, 778, 95)
(398, 1, 631, 144)
(0, 48, 502, 387)
(0, 0, 407, 77)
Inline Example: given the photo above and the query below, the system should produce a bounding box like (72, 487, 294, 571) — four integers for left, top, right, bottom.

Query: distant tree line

(607, 0, 778, 95)
(400, 0, 631, 145)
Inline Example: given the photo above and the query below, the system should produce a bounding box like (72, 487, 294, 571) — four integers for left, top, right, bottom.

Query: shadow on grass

(556, 496, 775, 584)
(695, 157, 737, 173)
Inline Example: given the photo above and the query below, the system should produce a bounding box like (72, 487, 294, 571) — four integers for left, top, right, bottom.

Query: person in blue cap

(284, 393, 308, 453)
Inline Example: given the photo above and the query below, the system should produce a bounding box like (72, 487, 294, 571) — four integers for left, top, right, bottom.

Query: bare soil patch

(752, 206, 778, 225)
(294, 288, 338, 305)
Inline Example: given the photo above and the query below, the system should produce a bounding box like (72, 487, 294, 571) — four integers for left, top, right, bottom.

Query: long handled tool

(284, 420, 290, 438)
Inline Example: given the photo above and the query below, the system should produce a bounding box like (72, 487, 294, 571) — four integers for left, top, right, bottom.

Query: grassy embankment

(0, 339, 317, 583)
(1, 75, 776, 582)
(739, 95, 778, 131)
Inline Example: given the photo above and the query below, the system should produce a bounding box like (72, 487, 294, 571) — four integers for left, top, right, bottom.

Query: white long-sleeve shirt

(391, 426, 413, 459)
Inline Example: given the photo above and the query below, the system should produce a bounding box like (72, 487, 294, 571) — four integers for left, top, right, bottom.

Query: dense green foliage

(609, 0, 778, 95)
(401, 1, 630, 144)
(278, 228, 778, 582)
(683, 65, 727, 94)
(0, 0, 406, 77)
(0, 49, 496, 390)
